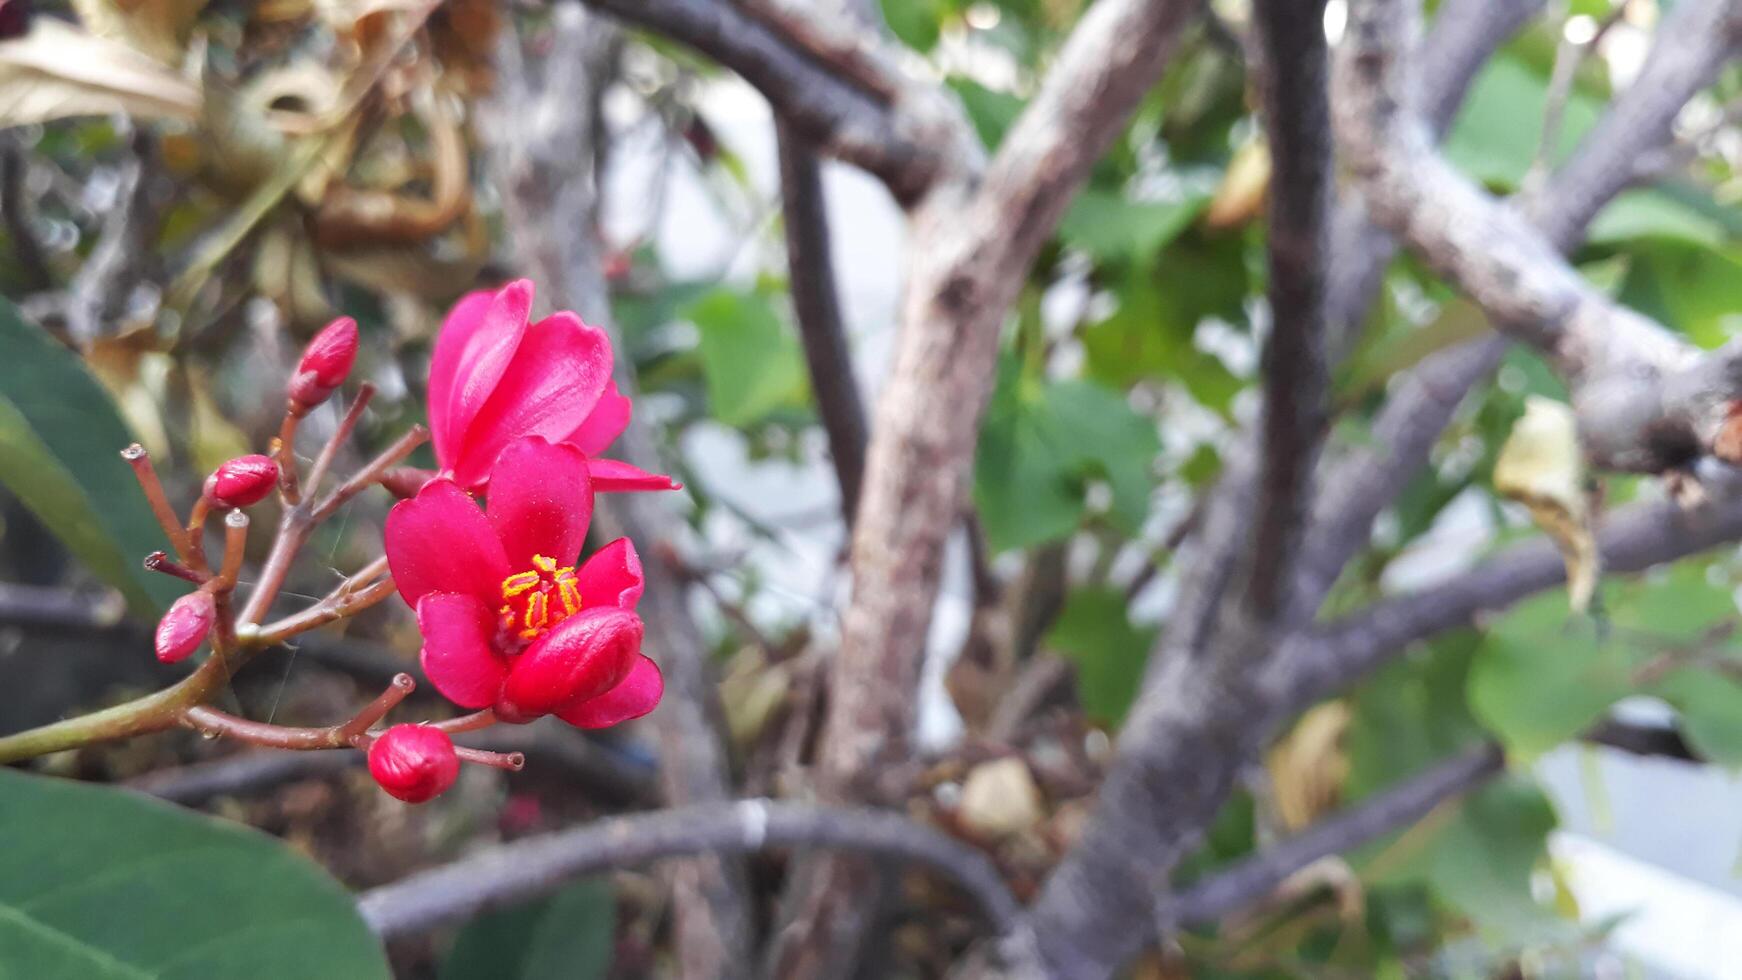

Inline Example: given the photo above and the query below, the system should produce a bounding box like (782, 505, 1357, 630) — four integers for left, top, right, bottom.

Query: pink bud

(287, 317, 359, 411)
(202, 454, 278, 509)
(155, 591, 215, 664)
(368, 725, 460, 804)
(494, 608, 643, 724)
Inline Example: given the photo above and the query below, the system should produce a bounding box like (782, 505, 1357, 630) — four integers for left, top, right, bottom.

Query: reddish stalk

(275, 411, 304, 504)
(305, 384, 376, 498)
(145, 551, 208, 585)
(123, 444, 205, 572)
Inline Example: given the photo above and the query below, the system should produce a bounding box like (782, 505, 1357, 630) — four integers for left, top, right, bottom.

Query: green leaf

(948, 78, 1024, 150)
(685, 287, 810, 429)
(1445, 53, 1602, 188)
(973, 359, 1160, 552)
(0, 768, 388, 978)
(0, 299, 180, 613)
(1376, 775, 1558, 935)
(1058, 190, 1209, 264)
(1346, 632, 1487, 797)
(1587, 188, 1732, 249)
(1338, 299, 1490, 400)
(881, 0, 945, 52)
(441, 879, 616, 980)
(1616, 242, 1742, 348)
(1046, 587, 1156, 726)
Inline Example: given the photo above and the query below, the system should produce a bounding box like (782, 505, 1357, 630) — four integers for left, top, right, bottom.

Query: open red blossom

(427, 280, 678, 494)
(384, 436, 664, 727)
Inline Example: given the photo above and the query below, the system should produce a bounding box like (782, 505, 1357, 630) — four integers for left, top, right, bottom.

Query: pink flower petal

(384, 479, 511, 607)
(416, 593, 509, 709)
(565, 379, 631, 456)
(574, 537, 644, 611)
(428, 281, 534, 472)
(450, 311, 614, 489)
(556, 655, 663, 729)
(587, 457, 682, 493)
(485, 437, 594, 570)
(495, 607, 641, 722)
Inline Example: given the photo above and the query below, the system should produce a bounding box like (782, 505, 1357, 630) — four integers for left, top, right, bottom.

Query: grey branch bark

(1246, 0, 1332, 618)
(355, 799, 1021, 942)
(1336, 0, 1742, 475)
(777, 124, 869, 522)
(1172, 744, 1503, 927)
(774, 0, 1197, 973)
(1297, 0, 1742, 617)
(485, 10, 753, 977)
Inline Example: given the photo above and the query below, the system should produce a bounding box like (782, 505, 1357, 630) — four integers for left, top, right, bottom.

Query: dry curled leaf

(1495, 395, 1599, 613)
(1266, 701, 1349, 832)
(957, 757, 1045, 838)
(1203, 136, 1270, 231)
(0, 18, 200, 125)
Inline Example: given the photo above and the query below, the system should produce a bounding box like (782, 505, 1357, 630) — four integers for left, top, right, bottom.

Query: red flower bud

(368, 724, 460, 804)
(202, 454, 278, 509)
(494, 608, 643, 724)
(288, 316, 359, 411)
(155, 591, 215, 664)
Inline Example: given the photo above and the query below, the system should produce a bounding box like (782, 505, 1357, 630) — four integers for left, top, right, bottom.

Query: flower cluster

(121, 279, 671, 806)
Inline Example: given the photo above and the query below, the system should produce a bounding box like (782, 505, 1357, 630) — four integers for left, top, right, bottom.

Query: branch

(1335, 0, 1742, 475)
(1297, 0, 1742, 616)
(580, 0, 949, 201)
(1172, 744, 1502, 927)
(1281, 480, 1742, 710)
(355, 800, 1021, 941)
(1245, 0, 1332, 617)
(485, 10, 754, 976)
(777, 124, 868, 522)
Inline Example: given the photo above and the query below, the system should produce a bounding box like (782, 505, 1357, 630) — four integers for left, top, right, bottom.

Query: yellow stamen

(531, 554, 558, 573)
(501, 570, 541, 598)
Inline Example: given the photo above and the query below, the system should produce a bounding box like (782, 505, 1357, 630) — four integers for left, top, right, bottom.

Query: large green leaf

(1045, 587, 1156, 726)
(685, 287, 810, 429)
(974, 359, 1160, 552)
(1058, 190, 1208, 264)
(0, 768, 388, 979)
(1444, 53, 1602, 188)
(0, 299, 180, 612)
(1616, 242, 1742, 349)
(1468, 563, 1742, 762)
(441, 879, 616, 980)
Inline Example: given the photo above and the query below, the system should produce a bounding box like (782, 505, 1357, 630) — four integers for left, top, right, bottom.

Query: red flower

(289, 316, 359, 412)
(155, 591, 214, 664)
(384, 436, 664, 727)
(427, 280, 678, 494)
(368, 724, 460, 803)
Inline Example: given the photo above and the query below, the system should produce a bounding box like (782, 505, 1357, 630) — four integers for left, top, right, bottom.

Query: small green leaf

(1587, 188, 1732, 249)
(948, 78, 1024, 150)
(0, 768, 389, 978)
(1616, 242, 1742, 348)
(685, 287, 809, 429)
(1058, 190, 1209, 264)
(1445, 53, 1603, 188)
(442, 879, 616, 980)
(0, 299, 180, 613)
(1046, 587, 1156, 726)
(1467, 593, 1631, 760)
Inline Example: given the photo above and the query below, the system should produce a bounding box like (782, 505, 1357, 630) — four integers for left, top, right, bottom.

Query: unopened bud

(202, 455, 278, 509)
(288, 316, 358, 411)
(368, 724, 460, 804)
(155, 591, 215, 664)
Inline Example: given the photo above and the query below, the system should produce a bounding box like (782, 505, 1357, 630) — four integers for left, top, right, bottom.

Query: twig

(1171, 744, 1502, 927)
(776, 124, 868, 523)
(1245, 0, 1332, 619)
(355, 800, 1021, 940)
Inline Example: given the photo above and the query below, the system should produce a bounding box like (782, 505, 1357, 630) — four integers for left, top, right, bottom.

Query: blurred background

(3, 0, 1742, 976)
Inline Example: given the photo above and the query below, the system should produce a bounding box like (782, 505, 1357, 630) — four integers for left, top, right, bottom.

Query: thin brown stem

(253, 576, 398, 646)
(215, 510, 248, 592)
(305, 384, 376, 500)
(237, 511, 310, 627)
(455, 746, 526, 771)
(275, 412, 304, 505)
(432, 710, 497, 735)
(145, 551, 208, 585)
(122, 444, 202, 571)
(312, 425, 428, 521)
(185, 497, 210, 542)
(338, 673, 418, 740)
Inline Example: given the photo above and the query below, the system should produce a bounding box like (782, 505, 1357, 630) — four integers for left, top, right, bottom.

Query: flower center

(498, 554, 582, 644)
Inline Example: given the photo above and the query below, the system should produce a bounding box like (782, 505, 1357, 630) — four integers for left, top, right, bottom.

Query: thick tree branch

(580, 0, 953, 201)
(1246, 0, 1332, 617)
(355, 800, 1022, 941)
(777, 124, 869, 522)
(1336, 0, 1742, 475)
(1172, 744, 1503, 927)
(485, 11, 754, 975)
(1298, 0, 1742, 617)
